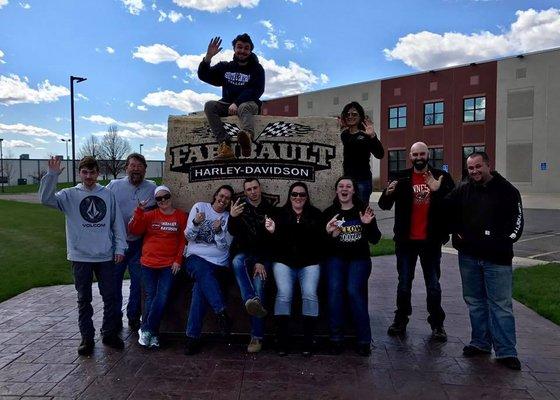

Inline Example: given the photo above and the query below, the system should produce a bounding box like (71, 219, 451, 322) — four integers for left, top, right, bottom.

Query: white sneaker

(138, 328, 151, 347)
(149, 335, 160, 349)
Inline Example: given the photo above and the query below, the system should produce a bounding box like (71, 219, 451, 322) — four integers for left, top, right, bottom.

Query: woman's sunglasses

(155, 194, 171, 202)
(290, 192, 307, 198)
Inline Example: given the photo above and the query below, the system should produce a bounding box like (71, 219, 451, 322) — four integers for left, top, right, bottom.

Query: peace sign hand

(364, 116, 376, 138)
(230, 198, 245, 218)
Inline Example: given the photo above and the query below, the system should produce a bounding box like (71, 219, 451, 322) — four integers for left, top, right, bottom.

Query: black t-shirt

(341, 130, 384, 181)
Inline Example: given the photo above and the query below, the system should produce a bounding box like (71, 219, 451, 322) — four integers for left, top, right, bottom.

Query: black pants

(72, 261, 120, 339)
(394, 241, 445, 328)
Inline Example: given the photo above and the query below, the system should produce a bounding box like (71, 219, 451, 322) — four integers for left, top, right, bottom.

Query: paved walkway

(1, 254, 559, 399)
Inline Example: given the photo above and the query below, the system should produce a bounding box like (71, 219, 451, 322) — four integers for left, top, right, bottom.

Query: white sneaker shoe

(149, 335, 160, 349)
(138, 328, 151, 347)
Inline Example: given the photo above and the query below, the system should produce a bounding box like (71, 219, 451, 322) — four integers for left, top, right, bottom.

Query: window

(463, 96, 486, 122)
(388, 149, 407, 180)
(388, 106, 407, 129)
(428, 148, 444, 170)
(462, 145, 486, 179)
(424, 101, 444, 126)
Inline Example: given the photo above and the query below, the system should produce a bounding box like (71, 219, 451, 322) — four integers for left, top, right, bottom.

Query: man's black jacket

(378, 167, 455, 244)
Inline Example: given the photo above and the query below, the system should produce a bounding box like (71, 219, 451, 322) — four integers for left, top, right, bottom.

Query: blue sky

(1, 0, 560, 160)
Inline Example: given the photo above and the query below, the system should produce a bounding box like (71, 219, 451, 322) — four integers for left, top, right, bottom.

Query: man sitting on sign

(199, 33, 265, 161)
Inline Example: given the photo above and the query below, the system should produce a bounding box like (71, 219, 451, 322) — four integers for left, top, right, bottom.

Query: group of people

(37, 31, 524, 371)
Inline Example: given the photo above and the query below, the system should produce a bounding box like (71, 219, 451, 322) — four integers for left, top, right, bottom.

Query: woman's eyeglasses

(290, 192, 307, 198)
(155, 194, 171, 202)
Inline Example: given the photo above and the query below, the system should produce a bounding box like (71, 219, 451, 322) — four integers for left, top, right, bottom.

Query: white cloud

(260, 20, 279, 49)
(151, 2, 157, 10)
(54, 117, 62, 122)
(0, 49, 5, 64)
(158, 10, 166, 21)
(142, 88, 218, 113)
(0, 122, 61, 138)
(137, 105, 148, 111)
(236, 13, 242, 19)
(19, 2, 30, 9)
(133, 44, 180, 63)
(284, 40, 295, 50)
(106, 46, 115, 54)
(0, 0, 8, 9)
(122, 0, 144, 15)
(172, 0, 258, 12)
(127, 101, 135, 108)
(301, 36, 312, 47)
(0, 74, 69, 106)
(144, 145, 166, 155)
(384, 8, 560, 70)
(34, 138, 49, 144)
(168, 10, 183, 22)
(82, 115, 167, 138)
(3, 139, 34, 149)
(186, 14, 194, 22)
(285, 0, 301, 3)
(320, 73, 329, 84)
(76, 93, 89, 101)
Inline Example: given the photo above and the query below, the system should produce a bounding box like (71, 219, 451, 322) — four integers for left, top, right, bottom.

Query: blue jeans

(273, 262, 320, 317)
(355, 179, 373, 205)
(394, 241, 445, 328)
(141, 266, 174, 335)
(231, 253, 269, 339)
(325, 257, 372, 344)
(458, 253, 517, 358)
(185, 254, 227, 338)
(116, 239, 143, 322)
(72, 261, 120, 339)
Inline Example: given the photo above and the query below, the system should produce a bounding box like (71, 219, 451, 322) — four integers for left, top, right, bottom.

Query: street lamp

(0, 138, 4, 193)
(70, 75, 87, 185)
(60, 138, 71, 183)
(139, 144, 144, 154)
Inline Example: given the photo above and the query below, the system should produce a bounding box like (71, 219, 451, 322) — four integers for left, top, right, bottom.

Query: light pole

(60, 138, 71, 183)
(139, 143, 144, 154)
(0, 138, 4, 193)
(70, 75, 87, 185)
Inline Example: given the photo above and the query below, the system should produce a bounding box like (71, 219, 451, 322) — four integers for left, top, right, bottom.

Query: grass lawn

(0, 177, 163, 194)
(371, 239, 395, 257)
(513, 263, 560, 325)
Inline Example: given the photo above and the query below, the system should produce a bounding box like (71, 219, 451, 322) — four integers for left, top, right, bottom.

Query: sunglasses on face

(155, 194, 171, 202)
(290, 192, 307, 198)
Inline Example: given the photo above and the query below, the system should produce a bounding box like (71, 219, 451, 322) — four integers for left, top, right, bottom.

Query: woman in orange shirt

(128, 185, 188, 349)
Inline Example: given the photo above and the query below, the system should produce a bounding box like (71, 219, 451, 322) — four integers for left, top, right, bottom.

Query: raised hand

(212, 216, 223, 233)
(253, 263, 267, 280)
(230, 198, 245, 218)
(228, 103, 238, 116)
(193, 207, 206, 225)
(364, 116, 376, 138)
(359, 206, 375, 224)
(386, 180, 398, 195)
(424, 171, 443, 192)
(205, 37, 222, 62)
(47, 156, 64, 174)
(326, 214, 343, 237)
(264, 215, 275, 234)
(337, 116, 347, 130)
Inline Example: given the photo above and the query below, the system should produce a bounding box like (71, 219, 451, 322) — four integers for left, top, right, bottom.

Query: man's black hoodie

(198, 53, 265, 107)
(446, 171, 523, 266)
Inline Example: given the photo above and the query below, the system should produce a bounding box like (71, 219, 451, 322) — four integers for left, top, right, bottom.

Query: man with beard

(107, 153, 157, 331)
(228, 178, 275, 353)
(198, 34, 265, 160)
(379, 142, 454, 340)
(446, 152, 523, 370)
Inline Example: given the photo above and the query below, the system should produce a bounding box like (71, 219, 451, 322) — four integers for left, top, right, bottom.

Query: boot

(302, 316, 316, 357)
(275, 316, 290, 356)
(237, 130, 253, 157)
(214, 142, 235, 160)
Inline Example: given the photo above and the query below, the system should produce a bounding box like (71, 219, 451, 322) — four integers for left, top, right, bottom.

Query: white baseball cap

(154, 185, 171, 196)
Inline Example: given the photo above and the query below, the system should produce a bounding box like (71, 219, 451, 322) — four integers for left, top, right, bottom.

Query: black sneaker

(497, 357, 521, 371)
(356, 343, 372, 357)
(102, 335, 124, 350)
(329, 340, 344, 355)
(77, 337, 95, 356)
(184, 337, 200, 356)
(387, 320, 408, 336)
(462, 345, 491, 357)
(431, 326, 447, 342)
(217, 311, 232, 337)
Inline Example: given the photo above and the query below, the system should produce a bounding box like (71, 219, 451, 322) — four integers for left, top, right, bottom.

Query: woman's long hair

(340, 101, 366, 131)
(331, 176, 366, 211)
(211, 184, 234, 211)
(282, 181, 314, 212)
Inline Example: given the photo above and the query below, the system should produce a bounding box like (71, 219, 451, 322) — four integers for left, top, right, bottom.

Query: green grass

(0, 200, 71, 302)
(0, 177, 163, 194)
(513, 263, 560, 325)
(371, 238, 395, 257)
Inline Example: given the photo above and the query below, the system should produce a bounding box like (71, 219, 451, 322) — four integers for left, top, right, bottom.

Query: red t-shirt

(409, 172, 431, 240)
(128, 208, 188, 268)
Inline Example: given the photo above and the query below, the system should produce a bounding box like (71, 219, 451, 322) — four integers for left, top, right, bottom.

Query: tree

(98, 125, 131, 179)
(78, 135, 100, 159)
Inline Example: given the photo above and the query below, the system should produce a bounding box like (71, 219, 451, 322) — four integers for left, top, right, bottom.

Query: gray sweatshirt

(39, 171, 128, 262)
(106, 176, 157, 242)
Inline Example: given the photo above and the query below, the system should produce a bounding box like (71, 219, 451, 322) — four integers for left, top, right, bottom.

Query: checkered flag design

(257, 121, 315, 138)
(192, 122, 241, 138)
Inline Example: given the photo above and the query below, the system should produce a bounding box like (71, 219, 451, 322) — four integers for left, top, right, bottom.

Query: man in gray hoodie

(39, 156, 128, 356)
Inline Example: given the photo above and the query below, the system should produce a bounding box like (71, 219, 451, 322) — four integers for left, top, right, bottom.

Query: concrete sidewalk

(0, 253, 559, 399)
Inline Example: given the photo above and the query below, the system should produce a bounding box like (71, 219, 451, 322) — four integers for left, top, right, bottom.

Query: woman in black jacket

(323, 176, 381, 356)
(265, 182, 323, 356)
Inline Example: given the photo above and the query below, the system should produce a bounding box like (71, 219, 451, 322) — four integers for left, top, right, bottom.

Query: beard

(412, 159, 428, 171)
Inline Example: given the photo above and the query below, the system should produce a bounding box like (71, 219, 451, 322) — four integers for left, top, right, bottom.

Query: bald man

(379, 142, 455, 341)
